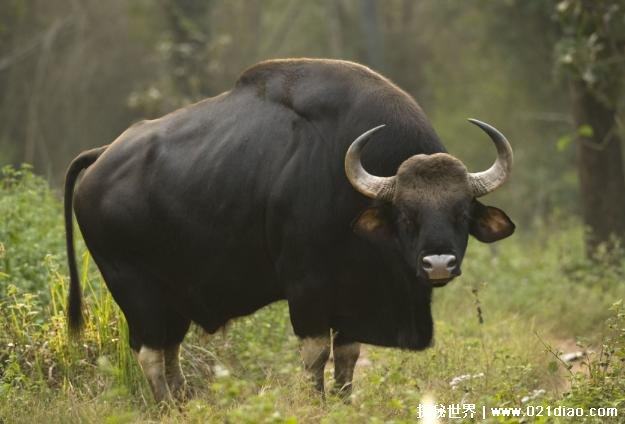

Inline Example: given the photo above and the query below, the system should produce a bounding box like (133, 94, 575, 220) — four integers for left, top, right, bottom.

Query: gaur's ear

(469, 200, 515, 243)
(352, 206, 393, 243)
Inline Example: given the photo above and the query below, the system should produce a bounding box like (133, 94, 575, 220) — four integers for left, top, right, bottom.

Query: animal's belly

(143, 234, 284, 320)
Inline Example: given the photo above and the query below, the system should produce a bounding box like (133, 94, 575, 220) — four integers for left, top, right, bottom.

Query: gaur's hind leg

(331, 332, 360, 399)
(164, 344, 187, 400)
(132, 312, 189, 404)
(94, 262, 191, 404)
(125, 311, 189, 404)
(299, 334, 331, 395)
(138, 346, 173, 404)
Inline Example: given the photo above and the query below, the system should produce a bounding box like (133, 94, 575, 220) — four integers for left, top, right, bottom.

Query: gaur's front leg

(164, 344, 187, 401)
(287, 278, 332, 396)
(299, 334, 331, 395)
(332, 332, 360, 399)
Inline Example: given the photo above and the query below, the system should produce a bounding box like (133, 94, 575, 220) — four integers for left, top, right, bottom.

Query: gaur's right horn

(345, 125, 396, 201)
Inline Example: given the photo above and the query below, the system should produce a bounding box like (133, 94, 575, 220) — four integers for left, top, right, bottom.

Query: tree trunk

(572, 79, 625, 254)
(360, 0, 384, 72)
(326, 0, 344, 57)
(162, 0, 212, 99)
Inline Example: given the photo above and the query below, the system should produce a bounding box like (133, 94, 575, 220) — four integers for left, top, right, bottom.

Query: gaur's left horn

(466, 119, 513, 197)
(345, 125, 396, 201)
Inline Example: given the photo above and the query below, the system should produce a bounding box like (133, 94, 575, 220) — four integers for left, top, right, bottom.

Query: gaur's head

(345, 119, 515, 288)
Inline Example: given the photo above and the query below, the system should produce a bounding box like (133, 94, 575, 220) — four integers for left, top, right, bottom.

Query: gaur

(64, 58, 514, 402)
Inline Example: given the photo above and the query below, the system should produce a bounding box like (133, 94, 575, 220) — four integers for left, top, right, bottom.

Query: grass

(1, 166, 625, 423)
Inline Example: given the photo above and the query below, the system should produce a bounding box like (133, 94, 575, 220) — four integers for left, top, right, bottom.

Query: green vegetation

(1, 168, 624, 423)
(0, 165, 64, 298)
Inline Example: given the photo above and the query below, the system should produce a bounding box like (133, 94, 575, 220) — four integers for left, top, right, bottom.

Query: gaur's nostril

(446, 256, 457, 270)
(422, 257, 433, 270)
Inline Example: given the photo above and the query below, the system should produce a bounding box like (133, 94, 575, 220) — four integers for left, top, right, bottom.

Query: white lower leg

(137, 346, 173, 403)
(300, 335, 331, 394)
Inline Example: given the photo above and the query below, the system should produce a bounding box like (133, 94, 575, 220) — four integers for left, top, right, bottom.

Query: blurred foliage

(554, 0, 625, 108)
(0, 165, 64, 299)
(552, 0, 625, 253)
(0, 0, 155, 177)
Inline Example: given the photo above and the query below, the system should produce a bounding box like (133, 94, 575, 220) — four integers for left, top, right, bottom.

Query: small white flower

(560, 351, 584, 364)
(213, 364, 230, 378)
(449, 372, 484, 389)
(521, 389, 546, 403)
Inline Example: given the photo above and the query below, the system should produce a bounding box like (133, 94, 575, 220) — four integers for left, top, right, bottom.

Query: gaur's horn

(466, 119, 513, 197)
(345, 125, 396, 201)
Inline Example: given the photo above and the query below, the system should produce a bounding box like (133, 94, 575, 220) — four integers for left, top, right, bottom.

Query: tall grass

(0, 252, 144, 392)
(1, 166, 624, 423)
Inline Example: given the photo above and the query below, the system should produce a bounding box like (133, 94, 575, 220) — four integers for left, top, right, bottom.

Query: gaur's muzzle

(421, 254, 458, 280)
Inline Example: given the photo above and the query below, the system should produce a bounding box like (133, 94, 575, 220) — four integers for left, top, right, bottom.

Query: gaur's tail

(65, 145, 108, 337)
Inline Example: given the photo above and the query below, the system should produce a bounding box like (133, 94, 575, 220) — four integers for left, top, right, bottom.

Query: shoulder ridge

(235, 58, 389, 88)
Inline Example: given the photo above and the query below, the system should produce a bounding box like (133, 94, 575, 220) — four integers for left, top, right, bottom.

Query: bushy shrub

(0, 165, 65, 299)
(556, 301, 625, 421)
